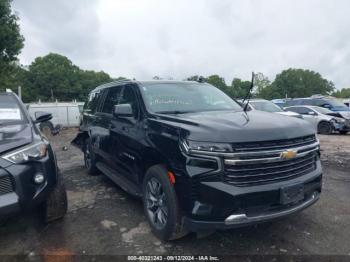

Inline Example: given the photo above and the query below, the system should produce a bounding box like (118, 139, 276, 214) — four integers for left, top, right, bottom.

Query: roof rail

(92, 79, 134, 92)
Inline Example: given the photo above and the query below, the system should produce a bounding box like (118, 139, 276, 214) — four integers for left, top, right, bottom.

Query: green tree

(77, 69, 111, 100)
(254, 73, 271, 97)
(332, 88, 350, 98)
(260, 68, 334, 99)
(230, 78, 252, 98)
(0, 0, 25, 91)
(206, 75, 227, 92)
(25, 53, 112, 102)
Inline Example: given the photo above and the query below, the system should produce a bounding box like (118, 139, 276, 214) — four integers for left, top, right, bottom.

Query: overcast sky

(12, 0, 350, 89)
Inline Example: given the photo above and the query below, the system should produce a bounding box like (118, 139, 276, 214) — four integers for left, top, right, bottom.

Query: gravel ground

(0, 129, 349, 259)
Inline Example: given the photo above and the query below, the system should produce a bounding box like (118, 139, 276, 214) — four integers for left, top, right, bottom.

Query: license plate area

(280, 183, 304, 205)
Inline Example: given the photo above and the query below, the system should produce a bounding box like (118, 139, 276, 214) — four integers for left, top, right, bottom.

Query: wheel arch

(317, 120, 333, 133)
(139, 148, 171, 184)
(71, 131, 89, 151)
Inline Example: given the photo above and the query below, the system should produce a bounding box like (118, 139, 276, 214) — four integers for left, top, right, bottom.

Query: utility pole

(18, 86, 22, 100)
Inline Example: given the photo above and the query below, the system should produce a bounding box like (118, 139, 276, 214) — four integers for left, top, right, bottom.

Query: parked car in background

(0, 91, 67, 223)
(27, 101, 84, 135)
(245, 99, 302, 118)
(271, 99, 287, 108)
(341, 99, 350, 108)
(73, 80, 322, 241)
(285, 96, 350, 119)
(285, 106, 350, 135)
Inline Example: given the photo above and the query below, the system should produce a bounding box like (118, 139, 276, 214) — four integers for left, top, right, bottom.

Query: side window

(119, 85, 139, 117)
(286, 107, 299, 113)
(101, 86, 123, 114)
(300, 99, 309, 105)
(298, 107, 312, 115)
(85, 90, 102, 113)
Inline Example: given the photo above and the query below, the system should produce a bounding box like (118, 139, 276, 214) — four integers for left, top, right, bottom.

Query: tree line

(0, 0, 349, 103)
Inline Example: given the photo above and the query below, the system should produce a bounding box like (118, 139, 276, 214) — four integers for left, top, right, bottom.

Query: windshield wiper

(155, 110, 192, 115)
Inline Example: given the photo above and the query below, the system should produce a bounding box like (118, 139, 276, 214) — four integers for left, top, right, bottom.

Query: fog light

(34, 174, 45, 184)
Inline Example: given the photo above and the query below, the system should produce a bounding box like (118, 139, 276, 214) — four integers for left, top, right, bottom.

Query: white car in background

(246, 99, 303, 118)
(285, 105, 350, 135)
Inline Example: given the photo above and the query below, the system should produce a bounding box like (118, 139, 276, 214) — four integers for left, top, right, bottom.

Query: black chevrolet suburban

(0, 91, 67, 223)
(73, 80, 322, 240)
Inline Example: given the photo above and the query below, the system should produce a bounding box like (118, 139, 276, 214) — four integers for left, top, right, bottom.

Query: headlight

(2, 142, 48, 164)
(182, 140, 231, 154)
(331, 117, 346, 124)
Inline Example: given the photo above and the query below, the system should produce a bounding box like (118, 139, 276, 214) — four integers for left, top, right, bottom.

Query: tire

(339, 130, 348, 135)
(318, 121, 332, 135)
(43, 170, 67, 223)
(84, 138, 100, 176)
(40, 121, 54, 137)
(142, 165, 188, 241)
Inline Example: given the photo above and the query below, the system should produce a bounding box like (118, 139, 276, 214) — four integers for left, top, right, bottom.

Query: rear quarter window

(84, 90, 102, 113)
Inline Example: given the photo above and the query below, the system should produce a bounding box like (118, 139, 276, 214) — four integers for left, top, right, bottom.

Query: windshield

(327, 99, 350, 111)
(140, 82, 242, 114)
(0, 95, 27, 125)
(250, 101, 283, 112)
(313, 106, 333, 114)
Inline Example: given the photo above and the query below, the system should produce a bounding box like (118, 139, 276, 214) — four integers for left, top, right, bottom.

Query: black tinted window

(85, 90, 102, 113)
(101, 86, 123, 114)
(119, 85, 139, 117)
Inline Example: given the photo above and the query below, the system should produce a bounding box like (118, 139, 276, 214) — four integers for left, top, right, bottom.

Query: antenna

(243, 72, 255, 112)
(242, 72, 264, 112)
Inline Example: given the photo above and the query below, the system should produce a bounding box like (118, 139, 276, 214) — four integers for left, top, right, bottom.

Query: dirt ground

(0, 129, 349, 259)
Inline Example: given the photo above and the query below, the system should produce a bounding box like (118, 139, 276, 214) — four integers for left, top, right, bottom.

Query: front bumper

(332, 122, 350, 132)
(182, 161, 322, 231)
(0, 149, 58, 217)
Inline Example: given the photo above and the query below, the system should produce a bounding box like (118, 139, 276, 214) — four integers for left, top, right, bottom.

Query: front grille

(223, 152, 317, 186)
(231, 135, 316, 152)
(0, 175, 14, 195)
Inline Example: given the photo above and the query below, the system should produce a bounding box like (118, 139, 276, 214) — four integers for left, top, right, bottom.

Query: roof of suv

(91, 80, 200, 93)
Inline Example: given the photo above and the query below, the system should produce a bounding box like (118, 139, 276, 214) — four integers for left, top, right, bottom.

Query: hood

(326, 111, 350, 120)
(0, 123, 33, 154)
(276, 111, 302, 118)
(152, 110, 315, 143)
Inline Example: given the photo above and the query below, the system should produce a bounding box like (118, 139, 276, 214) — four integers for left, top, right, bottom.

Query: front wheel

(318, 121, 332, 135)
(142, 165, 188, 241)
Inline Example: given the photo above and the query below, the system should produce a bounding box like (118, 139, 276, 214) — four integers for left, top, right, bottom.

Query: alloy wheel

(145, 177, 168, 230)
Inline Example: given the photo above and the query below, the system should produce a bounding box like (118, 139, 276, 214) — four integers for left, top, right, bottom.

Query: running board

(96, 162, 142, 197)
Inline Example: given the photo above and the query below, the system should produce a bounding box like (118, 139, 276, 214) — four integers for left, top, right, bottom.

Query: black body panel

(73, 80, 323, 231)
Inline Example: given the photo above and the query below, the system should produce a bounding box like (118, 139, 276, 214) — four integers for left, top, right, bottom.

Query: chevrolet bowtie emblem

(281, 150, 297, 160)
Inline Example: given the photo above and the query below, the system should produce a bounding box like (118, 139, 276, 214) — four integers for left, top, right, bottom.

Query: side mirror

(113, 104, 133, 118)
(308, 111, 316, 116)
(34, 111, 52, 123)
